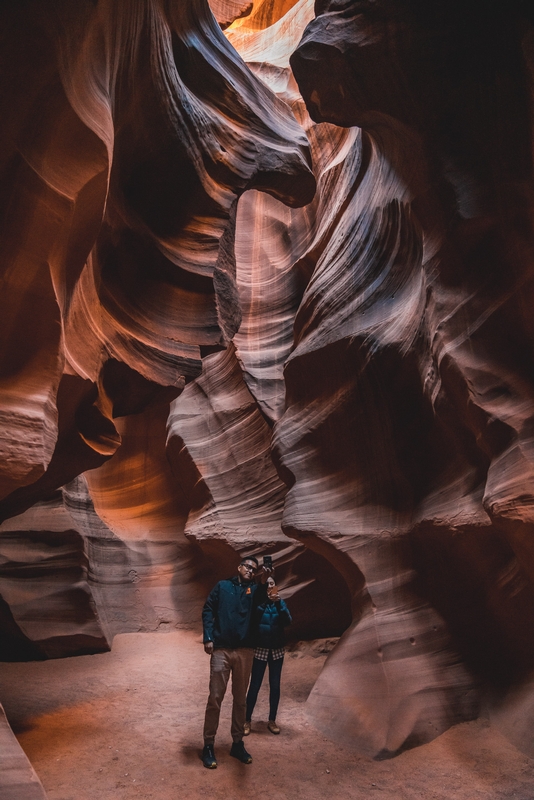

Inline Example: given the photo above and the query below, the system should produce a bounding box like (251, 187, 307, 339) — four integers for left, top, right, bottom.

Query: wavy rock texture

(0, 0, 347, 654)
(209, 0, 254, 27)
(279, 0, 534, 757)
(0, 703, 48, 800)
(166, 343, 352, 638)
(0, 2, 321, 645)
(211, 0, 303, 30)
(271, 115, 483, 755)
(222, 0, 534, 758)
(2, 0, 534, 767)
(226, 0, 476, 755)
(63, 473, 214, 639)
(0, 494, 109, 660)
(0, 0, 314, 517)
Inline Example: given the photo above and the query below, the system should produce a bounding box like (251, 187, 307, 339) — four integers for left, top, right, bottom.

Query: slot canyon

(2, 0, 534, 797)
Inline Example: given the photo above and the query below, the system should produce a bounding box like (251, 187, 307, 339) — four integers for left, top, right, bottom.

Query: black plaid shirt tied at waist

(254, 646, 284, 661)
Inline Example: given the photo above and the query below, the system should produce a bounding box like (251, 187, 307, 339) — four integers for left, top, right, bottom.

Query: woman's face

(267, 577, 275, 589)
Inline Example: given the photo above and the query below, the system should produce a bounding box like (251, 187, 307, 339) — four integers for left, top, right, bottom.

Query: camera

(263, 554, 273, 569)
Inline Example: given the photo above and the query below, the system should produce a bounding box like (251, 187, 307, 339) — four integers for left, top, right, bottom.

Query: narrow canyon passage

(3, 0, 534, 793)
(0, 630, 533, 800)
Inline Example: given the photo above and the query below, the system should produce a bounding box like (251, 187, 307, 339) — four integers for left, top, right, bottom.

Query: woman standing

(244, 576, 292, 735)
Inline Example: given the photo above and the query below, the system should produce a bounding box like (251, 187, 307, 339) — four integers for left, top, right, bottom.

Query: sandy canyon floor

(0, 630, 533, 800)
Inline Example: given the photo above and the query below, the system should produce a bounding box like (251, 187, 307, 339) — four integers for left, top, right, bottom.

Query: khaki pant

(203, 648, 254, 744)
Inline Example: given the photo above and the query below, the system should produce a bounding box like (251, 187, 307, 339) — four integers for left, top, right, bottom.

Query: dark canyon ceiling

(2, 0, 534, 772)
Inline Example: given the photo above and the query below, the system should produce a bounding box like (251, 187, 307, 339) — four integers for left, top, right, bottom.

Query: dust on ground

(0, 630, 533, 800)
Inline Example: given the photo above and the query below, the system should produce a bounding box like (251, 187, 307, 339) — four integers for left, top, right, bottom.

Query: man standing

(201, 556, 270, 768)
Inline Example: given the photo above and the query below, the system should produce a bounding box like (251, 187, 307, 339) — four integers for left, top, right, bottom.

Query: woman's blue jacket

(253, 598, 292, 649)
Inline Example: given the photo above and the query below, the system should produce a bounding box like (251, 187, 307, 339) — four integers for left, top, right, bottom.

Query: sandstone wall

(1, 0, 534, 762)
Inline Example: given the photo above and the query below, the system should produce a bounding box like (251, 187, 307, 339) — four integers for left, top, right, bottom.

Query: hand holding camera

(258, 554, 274, 583)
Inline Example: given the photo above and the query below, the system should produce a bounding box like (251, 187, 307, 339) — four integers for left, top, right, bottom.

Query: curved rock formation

(0, 0, 314, 518)
(0, 494, 109, 661)
(2, 0, 534, 768)
(0, 703, 47, 800)
(281, 0, 534, 756)
(166, 343, 352, 638)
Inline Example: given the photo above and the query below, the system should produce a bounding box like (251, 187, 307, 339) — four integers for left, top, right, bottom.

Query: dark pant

(203, 647, 254, 744)
(246, 652, 284, 722)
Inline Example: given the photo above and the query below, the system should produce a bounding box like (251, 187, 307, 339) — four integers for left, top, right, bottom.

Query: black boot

(230, 740, 253, 764)
(202, 743, 217, 768)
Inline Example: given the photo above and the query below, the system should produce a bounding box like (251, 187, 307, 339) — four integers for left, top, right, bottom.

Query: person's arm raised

(256, 565, 273, 584)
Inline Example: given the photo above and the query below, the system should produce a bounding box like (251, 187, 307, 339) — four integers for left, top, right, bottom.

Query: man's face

(237, 560, 256, 582)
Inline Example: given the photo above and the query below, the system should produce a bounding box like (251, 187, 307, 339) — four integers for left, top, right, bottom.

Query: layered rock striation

(0, 0, 314, 516)
(283, 0, 534, 756)
(1, 0, 534, 766)
(0, 703, 47, 800)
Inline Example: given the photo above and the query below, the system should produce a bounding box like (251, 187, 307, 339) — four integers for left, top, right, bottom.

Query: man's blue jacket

(202, 576, 267, 648)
